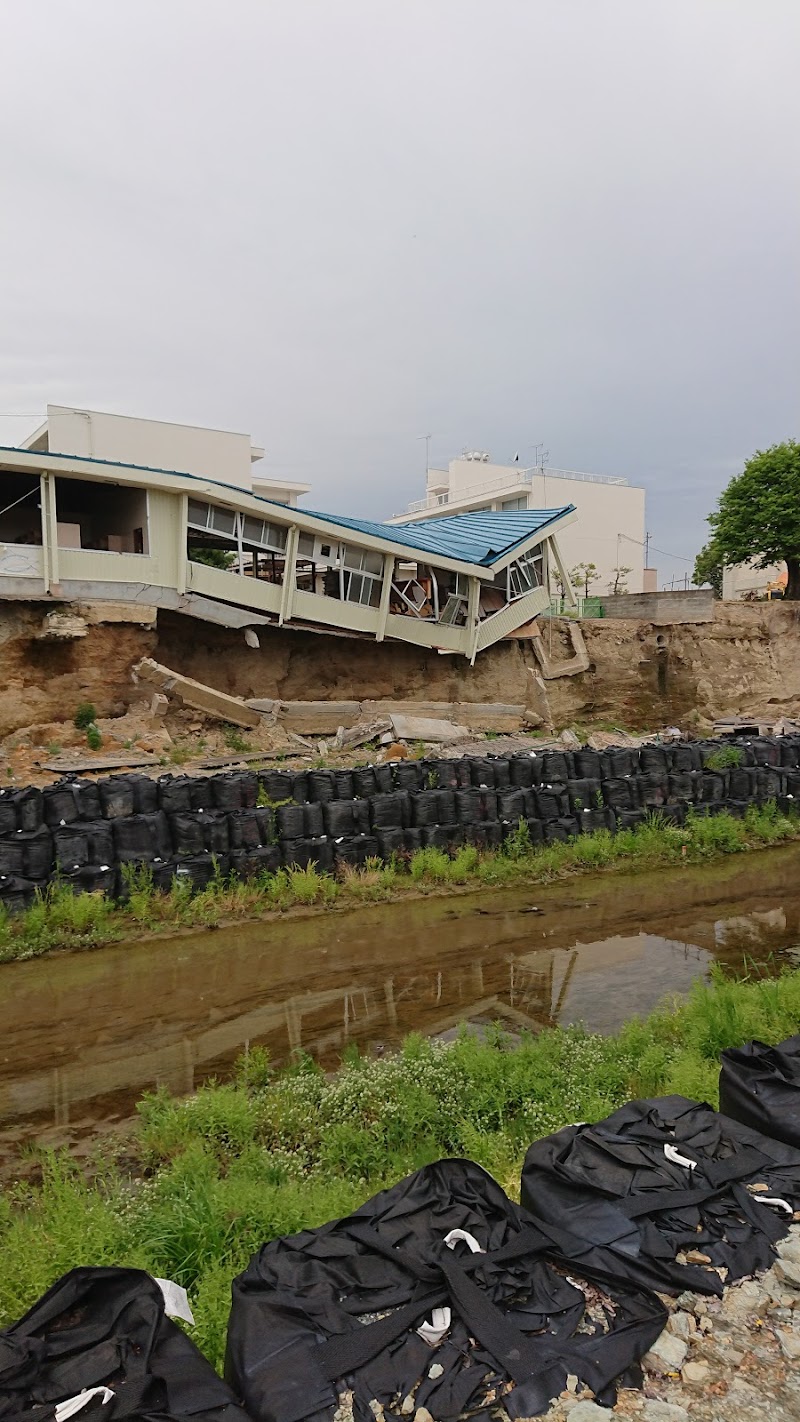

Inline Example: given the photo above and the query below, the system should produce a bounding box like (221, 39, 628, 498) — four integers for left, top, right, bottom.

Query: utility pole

(645, 531, 651, 569)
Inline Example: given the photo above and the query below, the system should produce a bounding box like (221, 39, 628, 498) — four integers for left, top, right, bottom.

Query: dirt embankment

(1, 600, 800, 745)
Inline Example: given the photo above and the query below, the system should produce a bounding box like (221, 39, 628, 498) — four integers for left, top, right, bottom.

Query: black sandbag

(170, 854, 221, 891)
(435, 788, 457, 824)
(188, 777, 215, 811)
(0, 875, 40, 912)
(353, 799, 371, 834)
(332, 834, 378, 866)
(721, 799, 750, 818)
(352, 767, 378, 798)
(126, 774, 159, 814)
(333, 769, 354, 800)
(573, 748, 602, 778)
(170, 812, 205, 855)
(421, 824, 457, 850)
(201, 812, 230, 855)
(468, 756, 494, 790)
(282, 837, 334, 872)
(113, 811, 172, 863)
(484, 822, 503, 847)
(601, 746, 639, 779)
(374, 764, 395, 793)
(69, 779, 103, 820)
(670, 742, 701, 772)
(455, 788, 481, 825)
(19, 827, 54, 879)
(490, 757, 511, 790)
(403, 826, 423, 852)
(541, 750, 570, 782)
(543, 817, 580, 842)
(425, 758, 458, 790)
(668, 771, 700, 802)
(410, 790, 441, 827)
(698, 771, 727, 803)
(375, 826, 405, 858)
(779, 737, 800, 768)
(393, 761, 422, 792)
(637, 770, 668, 808)
(53, 825, 90, 871)
(525, 816, 545, 844)
(276, 803, 305, 839)
(12, 785, 43, 832)
(616, 809, 647, 830)
(225, 1158, 665, 1422)
(237, 772, 259, 809)
(230, 845, 282, 879)
(605, 779, 642, 813)
(211, 774, 243, 812)
(578, 807, 616, 833)
(534, 786, 569, 820)
(43, 782, 80, 827)
(497, 789, 526, 823)
(0, 839, 25, 876)
(64, 864, 118, 897)
(290, 771, 310, 804)
(0, 1266, 247, 1422)
(639, 744, 669, 774)
(99, 777, 135, 820)
(478, 788, 498, 821)
(566, 778, 601, 813)
(509, 754, 535, 788)
(323, 800, 356, 836)
(729, 765, 757, 799)
(303, 801, 324, 837)
(158, 774, 193, 814)
(308, 769, 336, 803)
(228, 809, 263, 850)
(755, 766, 784, 801)
(370, 792, 410, 829)
(520, 1095, 800, 1297)
(720, 1037, 800, 1149)
(751, 736, 782, 767)
(0, 796, 16, 836)
(260, 769, 295, 802)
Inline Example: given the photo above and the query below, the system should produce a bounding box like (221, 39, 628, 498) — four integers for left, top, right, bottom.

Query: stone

(413, 1410, 433, 1422)
(567, 1403, 610, 1421)
(400, 1397, 414, 1416)
(644, 1329, 688, 1373)
(560, 728, 581, 749)
(682, 1360, 710, 1383)
(150, 692, 169, 718)
(389, 713, 470, 743)
(427, 1363, 443, 1380)
(668, 1310, 693, 1339)
(777, 1328, 800, 1361)
(641, 1403, 690, 1422)
(775, 1256, 800, 1289)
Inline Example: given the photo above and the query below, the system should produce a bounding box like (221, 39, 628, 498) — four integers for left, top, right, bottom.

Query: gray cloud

(1, 0, 798, 581)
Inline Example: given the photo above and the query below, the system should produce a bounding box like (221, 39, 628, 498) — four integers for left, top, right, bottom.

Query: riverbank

(1, 802, 798, 963)
(2, 965, 800, 1377)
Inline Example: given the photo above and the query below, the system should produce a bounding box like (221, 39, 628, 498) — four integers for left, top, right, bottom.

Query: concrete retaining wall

(600, 590, 716, 623)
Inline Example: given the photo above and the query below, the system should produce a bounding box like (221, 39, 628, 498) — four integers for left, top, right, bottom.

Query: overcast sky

(1, 1, 798, 582)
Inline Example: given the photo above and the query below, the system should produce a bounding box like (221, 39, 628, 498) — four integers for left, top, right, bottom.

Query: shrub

(706, 745, 743, 770)
(73, 702, 97, 730)
(86, 724, 102, 751)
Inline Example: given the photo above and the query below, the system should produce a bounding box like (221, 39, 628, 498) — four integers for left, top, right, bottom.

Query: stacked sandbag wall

(0, 733, 799, 910)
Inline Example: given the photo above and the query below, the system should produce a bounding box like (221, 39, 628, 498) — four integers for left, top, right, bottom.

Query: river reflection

(0, 846, 799, 1164)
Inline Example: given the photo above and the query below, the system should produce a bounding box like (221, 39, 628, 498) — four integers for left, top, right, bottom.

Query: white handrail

(396, 466, 629, 517)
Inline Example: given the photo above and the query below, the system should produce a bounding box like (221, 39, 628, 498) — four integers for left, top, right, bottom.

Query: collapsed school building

(0, 405, 578, 663)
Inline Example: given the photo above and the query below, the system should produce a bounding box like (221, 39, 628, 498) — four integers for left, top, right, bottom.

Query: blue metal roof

(298, 506, 575, 566)
(0, 444, 573, 568)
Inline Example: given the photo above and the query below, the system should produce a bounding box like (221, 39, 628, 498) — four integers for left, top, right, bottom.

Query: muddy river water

(1, 846, 800, 1169)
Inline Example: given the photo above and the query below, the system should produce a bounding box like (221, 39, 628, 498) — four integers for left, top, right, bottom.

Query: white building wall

(393, 459, 646, 595)
(44, 405, 261, 490)
(722, 558, 786, 599)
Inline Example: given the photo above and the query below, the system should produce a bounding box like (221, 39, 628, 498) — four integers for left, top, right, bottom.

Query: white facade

(722, 558, 786, 600)
(20, 404, 310, 506)
(391, 455, 646, 595)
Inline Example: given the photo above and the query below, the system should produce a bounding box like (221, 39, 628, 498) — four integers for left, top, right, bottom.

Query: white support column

(376, 553, 394, 642)
(40, 472, 60, 592)
(236, 512, 245, 577)
(176, 493, 188, 596)
(467, 574, 480, 663)
(278, 525, 299, 625)
(549, 536, 576, 607)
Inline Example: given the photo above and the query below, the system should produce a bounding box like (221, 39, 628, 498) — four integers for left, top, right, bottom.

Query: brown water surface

(1, 847, 799, 1169)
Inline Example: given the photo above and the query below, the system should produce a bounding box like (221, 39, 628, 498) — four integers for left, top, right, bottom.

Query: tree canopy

(707, 440, 800, 599)
(692, 539, 724, 598)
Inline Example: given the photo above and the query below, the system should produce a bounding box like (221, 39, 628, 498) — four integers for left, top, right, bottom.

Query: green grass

(1, 965, 800, 1372)
(0, 805, 797, 964)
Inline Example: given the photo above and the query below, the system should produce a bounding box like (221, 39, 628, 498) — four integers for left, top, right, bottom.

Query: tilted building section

(0, 442, 576, 660)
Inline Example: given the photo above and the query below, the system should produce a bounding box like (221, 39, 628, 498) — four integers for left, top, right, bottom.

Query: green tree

(707, 440, 800, 599)
(607, 565, 632, 595)
(569, 561, 599, 597)
(188, 545, 236, 570)
(692, 539, 724, 598)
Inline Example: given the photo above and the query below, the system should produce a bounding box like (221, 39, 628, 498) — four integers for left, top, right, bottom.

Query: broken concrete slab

(333, 718, 392, 751)
(389, 714, 470, 743)
(133, 658, 262, 729)
(35, 612, 88, 641)
(531, 622, 591, 679)
(279, 701, 361, 733)
(44, 752, 160, 773)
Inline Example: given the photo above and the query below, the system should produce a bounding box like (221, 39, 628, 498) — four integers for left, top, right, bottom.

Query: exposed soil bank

(2, 599, 800, 742)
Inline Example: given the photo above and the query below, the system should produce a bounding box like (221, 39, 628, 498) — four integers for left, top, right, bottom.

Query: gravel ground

(538, 1225, 800, 1422)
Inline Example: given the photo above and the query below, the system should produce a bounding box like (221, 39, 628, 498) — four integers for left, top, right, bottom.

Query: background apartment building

(390, 453, 649, 596)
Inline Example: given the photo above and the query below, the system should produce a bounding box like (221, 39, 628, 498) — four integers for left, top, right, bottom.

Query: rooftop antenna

(417, 433, 432, 476)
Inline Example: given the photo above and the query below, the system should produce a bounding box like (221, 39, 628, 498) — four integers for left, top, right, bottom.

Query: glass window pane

(210, 506, 236, 536)
(297, 533, 314, 558)
(264, 522, 287, 551)
(243, 517, 264, 545)
(187, 499, 209, 528)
